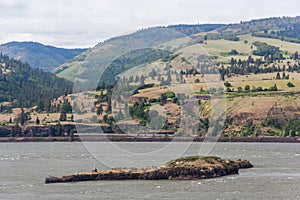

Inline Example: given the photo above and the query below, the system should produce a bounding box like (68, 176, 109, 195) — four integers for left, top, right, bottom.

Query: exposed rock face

(45, 156, 253, 184)
(0, 124, 76, 137)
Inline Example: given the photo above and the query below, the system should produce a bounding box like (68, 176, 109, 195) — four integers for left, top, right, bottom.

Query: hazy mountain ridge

(0, 41, 87, 71)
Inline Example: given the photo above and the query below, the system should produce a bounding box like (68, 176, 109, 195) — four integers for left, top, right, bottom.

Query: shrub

(209, 88, 217, 94)
(237, 87, 243, 92)
(244, 85, 251, 91)
(224, 81, 232, 87)
(194, 78, 200, 83)
(226, 87, 232, 92)
(287, 82, 295, 87)
(149, 98, 158, 103)
(256, 86, 263, 92)
(165, 92, 175, 98)
(229, 49, 239, 55)
(269, 84, 278, 91)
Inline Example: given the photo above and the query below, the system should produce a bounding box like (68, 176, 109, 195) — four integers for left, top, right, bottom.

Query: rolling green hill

(52, 16, 300, 137)
(0, 41, 86, 72)
(1, 17, 300, 137)
(54, 25, 223, 88)
(55, 17, 300, 86)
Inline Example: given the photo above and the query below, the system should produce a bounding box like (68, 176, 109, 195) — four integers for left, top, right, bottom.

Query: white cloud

(0, 0, 300, 48)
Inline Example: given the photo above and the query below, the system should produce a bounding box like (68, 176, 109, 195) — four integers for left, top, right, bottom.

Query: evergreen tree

(70, 114, 74, 122)
(16, 109, 30, 125)
(244, 85, 251, 91)
(276, 72, 281, 79)
(59, 111, 67, 121)
(35, 117, 40, 125)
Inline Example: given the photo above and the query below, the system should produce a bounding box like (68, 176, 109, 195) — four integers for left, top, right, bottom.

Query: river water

(0, 142, 299, 200)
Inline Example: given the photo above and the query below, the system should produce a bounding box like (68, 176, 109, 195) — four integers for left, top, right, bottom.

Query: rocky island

(45, 156, 253, 184)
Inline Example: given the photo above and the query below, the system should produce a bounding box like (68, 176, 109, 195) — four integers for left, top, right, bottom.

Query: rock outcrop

(45, 156, 253, 184)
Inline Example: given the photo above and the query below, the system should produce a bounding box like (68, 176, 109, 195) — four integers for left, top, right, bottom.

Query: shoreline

(0, 135, 299, 143)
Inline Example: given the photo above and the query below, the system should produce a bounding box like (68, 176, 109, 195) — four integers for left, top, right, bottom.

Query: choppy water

(0, 142, 299, 200)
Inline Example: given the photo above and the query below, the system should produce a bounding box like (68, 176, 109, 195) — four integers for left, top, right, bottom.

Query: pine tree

(35, 117, 40, 125)
(59, 111, 67, 121)
(276, 72, 281, 79)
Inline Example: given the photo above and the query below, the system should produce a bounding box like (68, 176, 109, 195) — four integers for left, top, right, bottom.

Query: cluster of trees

(0, 104, 11, 113)
(100, 49, 175, 85)
(225, 83, 278, 93)
(2, 122, 76, 137)
(128, 101, 171, 129)
(218, 56, 300, 80)
(262, 118, 300, 137)
(281, 119, 300, 137)
(167, 24, 223, 36)
(0, 54, 73, 108)
(252, 41, 283, 60)
(129, 102, 150, 126)
(15, 109, 31, 125)
(290, 51, 299, 60)
(58, 99, 73, 121)
(252, 24, 300, 44)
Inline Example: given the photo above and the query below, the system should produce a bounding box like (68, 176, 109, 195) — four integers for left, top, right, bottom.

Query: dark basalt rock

(45, 156, 253, 184)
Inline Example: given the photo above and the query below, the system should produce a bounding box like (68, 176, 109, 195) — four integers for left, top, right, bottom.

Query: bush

(229, 49, 239, 55)
(256, 87, 263, 92)
(225, 36, 240, 41)
(265, 118, 281, 129)
(226, 87, 232, 92)
(237, 87, 243, 92)
(287, 82, 295, 87)
(149, 98, 158, 103)
(244, 85, 251, 91)
(224, 81, 232, 87)
(269, 84, 278, 91)
(209, 88, 217, 94)
(165, 92, 175, 98)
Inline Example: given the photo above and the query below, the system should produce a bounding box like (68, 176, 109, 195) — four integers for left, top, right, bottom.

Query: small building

(166, 98, 173, 104)
(129, 96, 149, 103)
(194, 94, 211, 100)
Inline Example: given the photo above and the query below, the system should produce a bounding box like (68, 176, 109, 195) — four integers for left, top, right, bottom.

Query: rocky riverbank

(1, 135, 299, 143)
(45, 156, 253, 184)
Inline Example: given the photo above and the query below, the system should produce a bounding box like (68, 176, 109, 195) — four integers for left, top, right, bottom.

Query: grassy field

(226, 72, 300, 92)
(239, 34, 300, 54)
(193, 34, 300, 63)
(0, 111, 62, 125)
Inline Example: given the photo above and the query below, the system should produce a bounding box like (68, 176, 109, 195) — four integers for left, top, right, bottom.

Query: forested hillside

(0, 42, 86, 71)
(215, 16, 300, 43)
(0, 53, 73, 108)
(101, 48, 177, 85)
(55, 25, 223, 84)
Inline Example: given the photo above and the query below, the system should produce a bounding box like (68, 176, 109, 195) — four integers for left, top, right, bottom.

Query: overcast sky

(1, 0, 299, 48)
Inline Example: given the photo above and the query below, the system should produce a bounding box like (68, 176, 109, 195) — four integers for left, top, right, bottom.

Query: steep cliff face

(45, 156, 253, 183)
